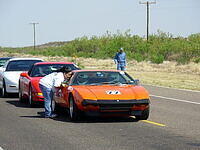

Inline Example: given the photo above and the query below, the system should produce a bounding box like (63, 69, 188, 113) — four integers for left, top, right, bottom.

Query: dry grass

(1, 52, 200, 91)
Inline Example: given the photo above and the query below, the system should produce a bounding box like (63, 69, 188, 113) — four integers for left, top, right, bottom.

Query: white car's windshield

(6, 60, 42, 71)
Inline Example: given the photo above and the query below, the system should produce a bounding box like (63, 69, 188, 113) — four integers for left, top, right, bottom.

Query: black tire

(69, 96, 80, 121)
(135, 107, 150, 120)
(51, 97, 59, 113)
(28, 86, 35, 107)
(19, 85, 25, 103)
(1, 81, 8, 98)
(0, 88, 3, 97)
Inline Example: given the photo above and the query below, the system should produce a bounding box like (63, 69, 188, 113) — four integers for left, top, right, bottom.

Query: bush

(1, 30, 200, 65)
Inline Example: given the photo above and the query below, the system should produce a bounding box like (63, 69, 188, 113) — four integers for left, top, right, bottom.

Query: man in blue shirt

(114, 47, 127, 71)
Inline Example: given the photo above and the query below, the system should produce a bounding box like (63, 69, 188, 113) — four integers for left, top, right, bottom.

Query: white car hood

(3, 71, 24, 85)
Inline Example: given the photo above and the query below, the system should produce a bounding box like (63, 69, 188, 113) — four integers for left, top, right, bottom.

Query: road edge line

(150, 94, 200, 105)
(143, 84, 200, 93)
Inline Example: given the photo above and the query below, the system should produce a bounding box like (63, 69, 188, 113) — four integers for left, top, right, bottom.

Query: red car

(19, 62, 80, 107)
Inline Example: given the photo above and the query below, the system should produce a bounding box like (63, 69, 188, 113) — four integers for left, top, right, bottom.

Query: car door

(54, 84, 70, 108)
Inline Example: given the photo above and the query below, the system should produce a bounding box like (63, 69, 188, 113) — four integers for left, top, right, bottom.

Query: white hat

(120, 47, 124, 51)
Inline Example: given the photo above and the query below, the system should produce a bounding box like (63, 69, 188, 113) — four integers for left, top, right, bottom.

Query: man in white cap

(114, 47, 127, 71)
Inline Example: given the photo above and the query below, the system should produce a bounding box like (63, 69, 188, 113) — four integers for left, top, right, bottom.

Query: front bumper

(32, 94, 44, 102)
(82, 99, 150, 111)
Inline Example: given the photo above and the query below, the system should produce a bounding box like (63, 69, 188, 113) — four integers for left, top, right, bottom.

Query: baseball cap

(120, 47, 124, 51)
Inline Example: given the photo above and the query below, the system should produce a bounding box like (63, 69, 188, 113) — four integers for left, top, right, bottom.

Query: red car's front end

(30, 77, 44, 102)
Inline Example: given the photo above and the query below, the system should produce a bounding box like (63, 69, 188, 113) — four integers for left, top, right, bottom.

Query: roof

(34, 62, 74, 65)
(8, 57, 43, 61)
(72, 70, 121, 73)
(0, 57, 13, 60)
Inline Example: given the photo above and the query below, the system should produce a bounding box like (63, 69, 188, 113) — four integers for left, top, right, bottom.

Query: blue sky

(0, 0, 199, 47)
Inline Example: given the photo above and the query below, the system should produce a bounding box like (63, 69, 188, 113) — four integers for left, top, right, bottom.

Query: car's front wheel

(135, 107, 150, 120)
(51, 97, 59, 113)
(28, 86, 35, 107)
(69, 96, 80, 121)
(19, 85, 25, 103)
(1, 81, 8, 98)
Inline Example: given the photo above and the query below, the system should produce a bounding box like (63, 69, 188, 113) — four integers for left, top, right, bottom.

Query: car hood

(4, 71, 25, 84)
(73, 85, 149, 100)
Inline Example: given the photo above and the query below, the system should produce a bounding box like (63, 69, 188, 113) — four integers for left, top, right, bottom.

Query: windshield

(71, 71, 136, 85)
(0, 58, 11, 67)
(30, 64, 80, 77)
(6, 60, 42, 71)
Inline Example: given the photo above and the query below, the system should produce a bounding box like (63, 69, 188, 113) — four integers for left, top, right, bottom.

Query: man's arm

(124, 53, 127, 66)
(114, 53, 118, 64)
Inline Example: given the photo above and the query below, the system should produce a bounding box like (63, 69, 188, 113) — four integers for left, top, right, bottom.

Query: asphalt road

(0, 85, 200, 150)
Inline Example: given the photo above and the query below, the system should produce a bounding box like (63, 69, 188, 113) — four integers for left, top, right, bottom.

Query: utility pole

(30, 22, 39, 50)
(139, 1, 156, 41)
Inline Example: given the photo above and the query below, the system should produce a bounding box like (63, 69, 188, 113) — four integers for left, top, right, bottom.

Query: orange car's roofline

(72, 70, 123, 73)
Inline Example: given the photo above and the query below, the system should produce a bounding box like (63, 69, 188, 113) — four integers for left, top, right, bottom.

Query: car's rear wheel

(135, 107, 150, 120)
(69, 96, 80, 121)
(28, 86, 35, 107)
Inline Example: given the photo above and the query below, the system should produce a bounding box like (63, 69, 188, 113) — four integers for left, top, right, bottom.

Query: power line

(30, 22, 39, 50)
(139, 1, 156, 41)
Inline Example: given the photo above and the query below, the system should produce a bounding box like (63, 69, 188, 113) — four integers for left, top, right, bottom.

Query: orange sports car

(53, 70, 150, 121)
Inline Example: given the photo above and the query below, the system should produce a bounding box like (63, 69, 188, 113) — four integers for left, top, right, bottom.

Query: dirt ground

(1, 52, 200, 91)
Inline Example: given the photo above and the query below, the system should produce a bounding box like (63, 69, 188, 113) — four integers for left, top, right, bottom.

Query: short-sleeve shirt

(39, 72, 64, 89)
(114, 52, 126, 65)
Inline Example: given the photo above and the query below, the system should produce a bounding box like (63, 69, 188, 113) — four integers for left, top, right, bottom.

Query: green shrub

(151, 54, 164, 64)
(1, 30, 200, 65)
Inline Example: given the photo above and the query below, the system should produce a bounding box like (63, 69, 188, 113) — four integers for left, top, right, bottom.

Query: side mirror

(61, 83, 68, 87)
(20, 72, 28, 77)
(0, 67, 5, 72)
(61, 80, 69, 87)
(134, 79, 140, 85)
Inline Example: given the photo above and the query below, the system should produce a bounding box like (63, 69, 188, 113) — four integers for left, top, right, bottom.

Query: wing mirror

(134, 79, 140, 85)
(126, 80, 140, 85)
(20, 72, 28, 77)
(61, 83, 68, 87)
(61, 80, 69, 87)
(0, 67, 5, 72)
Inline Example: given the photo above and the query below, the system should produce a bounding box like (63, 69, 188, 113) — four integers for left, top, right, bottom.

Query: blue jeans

(117, 63, 126, 71)
(39, 84, 53, 117)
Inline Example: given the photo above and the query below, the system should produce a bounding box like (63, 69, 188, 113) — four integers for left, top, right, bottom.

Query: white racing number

(106, 90, 121, 95)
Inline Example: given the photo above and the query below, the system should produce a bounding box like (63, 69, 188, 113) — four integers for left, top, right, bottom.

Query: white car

(0, 58, 43, 97)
